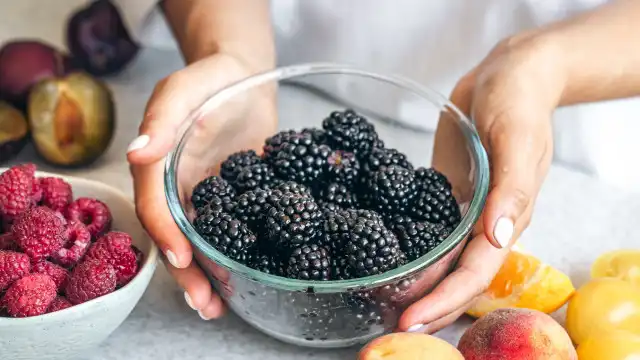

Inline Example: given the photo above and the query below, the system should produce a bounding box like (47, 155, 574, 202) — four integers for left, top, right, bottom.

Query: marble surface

(2, 2, 640, 358)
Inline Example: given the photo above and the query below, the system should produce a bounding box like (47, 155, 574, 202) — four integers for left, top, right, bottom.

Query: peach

(457, 308, 577, 360)
(359, 333, 464, 360)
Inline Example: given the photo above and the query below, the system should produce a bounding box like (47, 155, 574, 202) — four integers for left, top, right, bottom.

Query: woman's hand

(397, 32, 562, 333)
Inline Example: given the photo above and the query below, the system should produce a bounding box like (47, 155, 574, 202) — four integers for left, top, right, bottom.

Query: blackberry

(249, 254, 284, 275)
(318, 202, 340, 216)
(344, 218, 404, 277)
(415, 167, 451, 189)
(341, 208, 386, 227)
(315, 183, 357, 209)
(301, 128, 327, 145)
(196, 195, 236, 217)
(331, 256, 354, 280)
(232, 163, 278, 193)
(193, 213, 256, 264)
(285, 244, 331, 280)
(265, 192, 323, 249)
(270, 134, 332, 185)
(191, 176, 236, 210)
(234, 188, 272, 232)
(272, 181, 312, 196)
(362, 147, 413, 175)
(322, 109, 381, 157)
(320, 209, 354, 254)
(366, 165, 418, 215)
(387, 215, 451, 261)
(325, 150, 360, 186)
(220, 150, 263, 182)
(263, 130, 298, 159)
(410, 177, 461, 229)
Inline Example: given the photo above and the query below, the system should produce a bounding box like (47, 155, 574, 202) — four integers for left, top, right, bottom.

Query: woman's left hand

(397, 30, 564, 333)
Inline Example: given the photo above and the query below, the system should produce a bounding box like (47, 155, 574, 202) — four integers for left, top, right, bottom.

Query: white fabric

(115, 0, 640, 192)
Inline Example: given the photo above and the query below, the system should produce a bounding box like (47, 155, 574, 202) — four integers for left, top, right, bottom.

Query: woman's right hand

(127, 53, 275, 320)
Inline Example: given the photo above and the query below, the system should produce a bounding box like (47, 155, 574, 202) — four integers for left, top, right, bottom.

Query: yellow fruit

(359, 333, 464, 360)
(591, 249, 640, 286)
(577, 331, 640, 360)
(566, 277, 640, 345)
(466, 246, 575, 318)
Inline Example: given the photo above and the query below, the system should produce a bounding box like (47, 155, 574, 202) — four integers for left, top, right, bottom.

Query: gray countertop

(6, 47, 639, 359)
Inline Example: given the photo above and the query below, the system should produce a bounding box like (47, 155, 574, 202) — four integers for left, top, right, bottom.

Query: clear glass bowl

(165, 64, 489, 348)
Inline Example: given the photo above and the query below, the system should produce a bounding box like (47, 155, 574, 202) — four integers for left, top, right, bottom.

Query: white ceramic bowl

(0, 169, 159, 360)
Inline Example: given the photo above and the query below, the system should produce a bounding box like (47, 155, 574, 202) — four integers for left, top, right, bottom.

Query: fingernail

(166, 250, 181, 268)
(494, 217, 514, 248)
(184, 291, 197, 310)
(198, 310, 211, 321)
(406, 324, 429, 333)
(127, 135, 150, 153)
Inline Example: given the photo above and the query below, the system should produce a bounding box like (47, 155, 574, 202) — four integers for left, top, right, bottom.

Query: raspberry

(32, 178, 43, 204)
(33, 261, 69, 291)
(12, 206, 66, 260)
(86, 231, 138, 286)
(0, 164, 36, 222)
(0, 232, 16, 250)
(51, 221, 91, 268)
(0, 250, 31, 291)
(2, 273, 56, 317)
(65, 259, 116, 305)
(47, 296, 72, 313)
(66, 197, 112, 238)
(39, 177, 73, 212)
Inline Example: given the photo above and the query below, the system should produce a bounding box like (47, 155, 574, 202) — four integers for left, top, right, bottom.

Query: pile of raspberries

(0, 164, 142, 318)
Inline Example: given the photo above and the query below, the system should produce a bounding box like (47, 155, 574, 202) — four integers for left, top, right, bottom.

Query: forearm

(161, 0, 275, 71)
(542, 0, 640, 105)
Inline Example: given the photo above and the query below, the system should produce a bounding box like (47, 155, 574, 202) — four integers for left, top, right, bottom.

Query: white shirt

(116, 0, 640, 192)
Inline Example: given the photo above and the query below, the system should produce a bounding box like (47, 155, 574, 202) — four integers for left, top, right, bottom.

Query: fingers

(472, 73, 554, 249)
(127, 54, 248, 165)
(165, 257, 226, 320)
(132, 161, 194, 268)
(397, 233, 509, 331)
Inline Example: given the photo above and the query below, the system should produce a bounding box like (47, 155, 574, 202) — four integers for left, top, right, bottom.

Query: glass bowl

(165, 63, 489, 348)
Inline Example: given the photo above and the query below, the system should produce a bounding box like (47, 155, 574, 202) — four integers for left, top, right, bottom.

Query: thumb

(127, 54, 249, 165)
(473, 98, 553, 249)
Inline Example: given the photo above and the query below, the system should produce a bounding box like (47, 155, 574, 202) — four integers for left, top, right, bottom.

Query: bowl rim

(0, 169, 159, 323)
(164, 63, 490, 292)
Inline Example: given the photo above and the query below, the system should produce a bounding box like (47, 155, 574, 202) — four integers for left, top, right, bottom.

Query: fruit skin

(457, 308, 577, 360)
(366, 165, 418, 215)
(410, 168, 461, 229)
(0, 250, 31, 291)
(193, 213, 257, 264)
(268, 132, 332, 185)
(66, 0, 139, 77)
(0, 164, 36, 222)
(232, 163, 278, 193)
(2, 273, 57, 318)
(322, 109, 381, 158)
(272, 181, 312, 196)
(0, 40, 73, 108)
(388, 215, 450, 261)
(0, 101, 29, 163)
(362, 147, 414, 175)
(591, 249, 640, 286)
(325, 150, 360, 186)
(220, 150, 263, 182)
(191, 175, 236, 210)
(285, 244, 331, 280)
(566, 277, 640, 345)
(359, 333, 464, 360)
(576, 330, 640, 360)
(38, 177, 73, 212)
(47, 296, 72, 313)
(86, 231, 139, 286)
(65, 197, 112, 239)
(28, 72, 115, 166)
(466, 247, 575, 319)
(32, 260, 69, 292)
(65, 259, 117, 305)
(265, 192, 323, 250)
(12, 206, 66, 260)
(234, 188, 272, 233)
(345, 217, 404, 277)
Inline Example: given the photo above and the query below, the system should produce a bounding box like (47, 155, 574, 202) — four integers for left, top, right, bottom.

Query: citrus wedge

(466, 246, 575, 318)
(591, 249, 640, 286)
